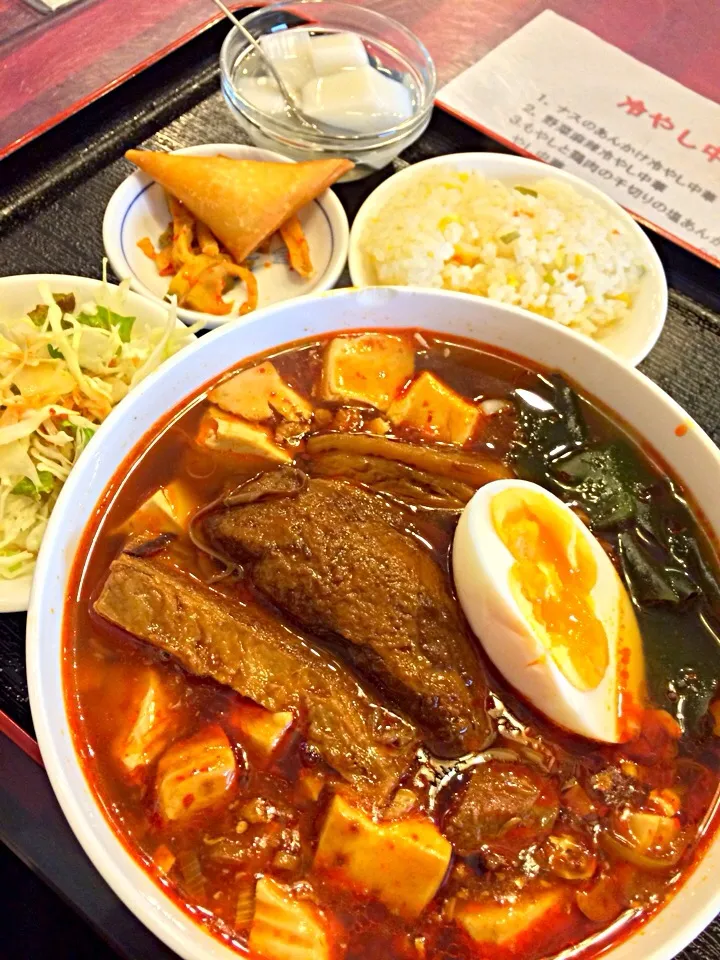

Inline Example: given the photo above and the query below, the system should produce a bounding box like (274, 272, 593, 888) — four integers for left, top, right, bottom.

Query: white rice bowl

(358, 169, 648, 339)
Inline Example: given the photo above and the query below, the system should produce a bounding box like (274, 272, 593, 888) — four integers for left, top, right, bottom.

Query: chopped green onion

(107, 309, 135, 343)
(177, 849, 206, 903)
(514, 186, 538, 197)
(11, 477, 36, 498)
(235, 878, 256, 931)
(76, 311, 105, 330)
(47, 344, 63, 360)
(500, 230, 520, 244)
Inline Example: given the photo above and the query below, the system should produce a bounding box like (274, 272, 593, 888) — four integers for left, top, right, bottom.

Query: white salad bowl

(103, 143, 350, 329)
(0, 273, 195, 614)
(348, 153, 668, 367)
(27, 287, 720, 960)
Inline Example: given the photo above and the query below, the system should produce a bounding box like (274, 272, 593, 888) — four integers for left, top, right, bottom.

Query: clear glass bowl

(219, 1, 436, 181)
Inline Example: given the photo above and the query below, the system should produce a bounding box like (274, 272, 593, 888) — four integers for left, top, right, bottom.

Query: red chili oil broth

(64, 329, 720, 960)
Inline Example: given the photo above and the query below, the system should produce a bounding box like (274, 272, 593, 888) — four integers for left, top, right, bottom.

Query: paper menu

(437, 11, 720, 267)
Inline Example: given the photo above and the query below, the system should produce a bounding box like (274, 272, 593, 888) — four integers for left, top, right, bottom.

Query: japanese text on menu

(510, 96, 718, 248)
(437, 11, 720, 263)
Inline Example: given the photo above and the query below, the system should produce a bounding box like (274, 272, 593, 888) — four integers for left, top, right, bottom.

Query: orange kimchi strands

(225, 262, 259, 316)
(137, 237, 174, 276)
(197, 220, 220, 257)
(181, 261, 235, 317)
(162, 254, 259, 317)
(168, 194, 196, 267)
(280, 215, 313, 278)
(137, 236, 156, 260)
(137, 199, 260, 316)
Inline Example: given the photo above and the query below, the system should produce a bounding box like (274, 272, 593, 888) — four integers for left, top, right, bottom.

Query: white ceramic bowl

(348, 153, 668, 366)
(103, 143, 350, 328)
(0, 273, 195, 614)
(27, 287, 720, 960)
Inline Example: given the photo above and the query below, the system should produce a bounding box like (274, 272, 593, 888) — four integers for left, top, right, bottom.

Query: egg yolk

(491, 489, 609, 691)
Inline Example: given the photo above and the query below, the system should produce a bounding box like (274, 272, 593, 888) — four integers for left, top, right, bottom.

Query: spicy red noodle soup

(65, 330, 720, 960)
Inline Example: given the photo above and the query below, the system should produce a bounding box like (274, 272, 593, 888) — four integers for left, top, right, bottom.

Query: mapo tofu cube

(154, 481, 197, 528)
(320, 333, 414, 411)
(456, 885, 569, 947)
(249, 876, 331, 960)
(230, 702, 294, 761)
(296, 770, 328, 803)
(197, 406, 293, 462)
(123, 489, 180, 536)
(115, 671, 177, 777)
(123, 480, 196, 536)
(314, 794, 451, 919)
(155, 725, 237, 822)
(387, 371, 481, 445)
(208, 362, 313, 423)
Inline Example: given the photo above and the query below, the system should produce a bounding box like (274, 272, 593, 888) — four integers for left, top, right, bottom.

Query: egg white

(453, 479, 644, 742)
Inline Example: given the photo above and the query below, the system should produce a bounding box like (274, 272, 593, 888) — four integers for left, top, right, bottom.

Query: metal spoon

(210, 0, 319, 130)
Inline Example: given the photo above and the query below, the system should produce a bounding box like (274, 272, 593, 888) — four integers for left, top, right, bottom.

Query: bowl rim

(103, 142, 350, 329)
(26, 286, 720, 960)
(219, 0, 437, 145)
(0, 272, 193, 613)
(348, 152, 668, 367)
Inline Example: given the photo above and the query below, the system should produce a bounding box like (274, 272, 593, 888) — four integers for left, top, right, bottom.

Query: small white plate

(0, 273, 196, 613)
(349, 153, 668, 367)
(103, 143, 350, 329)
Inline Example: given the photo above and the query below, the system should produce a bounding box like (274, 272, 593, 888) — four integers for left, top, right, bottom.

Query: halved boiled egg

(453, 479, 645, 743)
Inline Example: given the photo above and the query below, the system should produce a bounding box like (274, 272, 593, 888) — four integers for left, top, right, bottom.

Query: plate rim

(347, 151, 668, 368)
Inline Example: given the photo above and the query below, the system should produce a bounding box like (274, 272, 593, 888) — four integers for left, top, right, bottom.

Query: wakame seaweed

(511, 374, 586, 483)
(551, 444, 652, 529)
(511, 374, 720, 733)
(618, 530, 698, 607)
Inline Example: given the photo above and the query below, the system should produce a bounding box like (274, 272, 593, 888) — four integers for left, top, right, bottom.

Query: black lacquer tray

(0, 18, 719, 960)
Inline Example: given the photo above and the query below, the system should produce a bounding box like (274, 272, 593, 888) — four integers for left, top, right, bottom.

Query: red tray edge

(0, 709, 43, 766)
(0, 9, 226, 163)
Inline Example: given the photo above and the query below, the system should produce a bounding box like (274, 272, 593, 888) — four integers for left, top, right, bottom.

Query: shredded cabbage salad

(0, 275, 197, 580)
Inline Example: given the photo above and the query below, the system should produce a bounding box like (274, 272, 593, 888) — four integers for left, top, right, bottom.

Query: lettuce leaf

(12, 471, 55, 500)
(76, 305, 135, 343)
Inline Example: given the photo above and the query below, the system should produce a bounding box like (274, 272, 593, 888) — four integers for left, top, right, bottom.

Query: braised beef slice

(200, 467, 491, 756)
(94, 553, 417, 803)
(443, 761, 559, 859)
